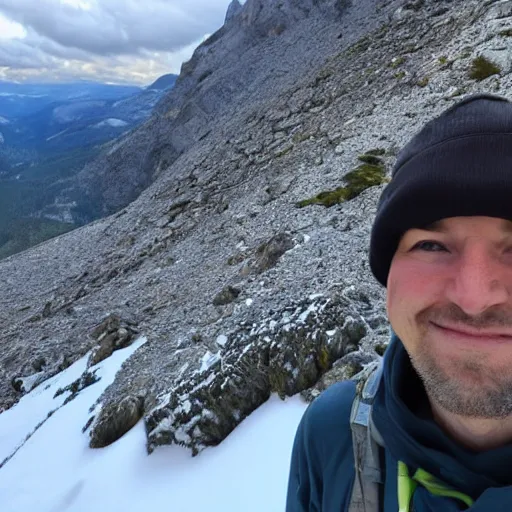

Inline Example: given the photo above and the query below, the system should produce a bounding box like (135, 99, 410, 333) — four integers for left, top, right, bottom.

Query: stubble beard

(410, 304, 512, 419)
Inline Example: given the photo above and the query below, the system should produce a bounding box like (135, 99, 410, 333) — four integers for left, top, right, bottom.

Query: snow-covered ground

(0, 338, 307, 512)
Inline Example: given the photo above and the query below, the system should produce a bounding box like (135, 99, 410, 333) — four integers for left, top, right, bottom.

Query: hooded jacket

(286, 334, 512, 511)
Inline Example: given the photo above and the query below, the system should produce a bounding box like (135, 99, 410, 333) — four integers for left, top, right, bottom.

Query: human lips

(430, 322, 512, 344)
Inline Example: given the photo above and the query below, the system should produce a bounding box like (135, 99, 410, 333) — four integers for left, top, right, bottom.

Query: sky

(0, 335, 308, 512)
(0, 0, 241, 86)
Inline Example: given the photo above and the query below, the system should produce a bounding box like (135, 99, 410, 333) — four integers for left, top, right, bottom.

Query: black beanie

(369, 93, 512, 287)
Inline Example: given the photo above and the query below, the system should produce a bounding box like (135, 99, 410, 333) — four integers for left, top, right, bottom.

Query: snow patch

(94, 118, 129, 129)
(0, 336, 147, 468)
(199, 351, 221, 373)
(15, 372, 45, 393)
(216, 334, 228, 347)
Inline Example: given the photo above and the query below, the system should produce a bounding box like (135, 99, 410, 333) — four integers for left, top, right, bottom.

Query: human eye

(410, 240, 448, 252)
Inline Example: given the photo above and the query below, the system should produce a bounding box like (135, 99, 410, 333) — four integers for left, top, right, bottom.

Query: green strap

(398, 462, 417, 512)
(398, 461, 474, 511)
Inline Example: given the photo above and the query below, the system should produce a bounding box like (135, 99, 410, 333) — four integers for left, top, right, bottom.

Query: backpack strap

(348, 360, 385, 512)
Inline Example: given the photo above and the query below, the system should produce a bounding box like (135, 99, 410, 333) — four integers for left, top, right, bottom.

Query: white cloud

(0, 0, 235, 84)
(0, 11, 26, 39)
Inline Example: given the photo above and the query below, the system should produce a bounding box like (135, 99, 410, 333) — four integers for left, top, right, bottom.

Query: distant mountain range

(0, 75, 178, 169)
(0, 74, 177, 259)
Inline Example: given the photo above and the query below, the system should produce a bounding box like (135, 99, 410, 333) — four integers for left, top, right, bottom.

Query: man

(286, 93, 512, 511)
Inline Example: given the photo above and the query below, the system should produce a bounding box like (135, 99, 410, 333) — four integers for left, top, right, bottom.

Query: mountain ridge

(63, 0, 381, 220)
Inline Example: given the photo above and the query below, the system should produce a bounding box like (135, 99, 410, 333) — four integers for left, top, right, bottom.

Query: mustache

(417, 303, 512, 329)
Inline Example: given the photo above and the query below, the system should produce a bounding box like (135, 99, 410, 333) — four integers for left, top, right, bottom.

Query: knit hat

(369, 93, 512, 287)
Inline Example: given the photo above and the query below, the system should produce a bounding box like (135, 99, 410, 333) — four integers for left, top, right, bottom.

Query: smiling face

(387, 216, 512, 419)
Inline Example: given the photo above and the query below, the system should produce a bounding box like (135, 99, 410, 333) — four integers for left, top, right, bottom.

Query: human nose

(444, 245, 509, 316)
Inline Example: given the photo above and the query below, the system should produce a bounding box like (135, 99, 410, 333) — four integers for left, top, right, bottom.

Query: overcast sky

(0, 0, 238, 86)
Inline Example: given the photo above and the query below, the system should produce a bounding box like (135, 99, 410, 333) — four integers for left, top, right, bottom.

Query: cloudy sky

(0, 0, 238, 85)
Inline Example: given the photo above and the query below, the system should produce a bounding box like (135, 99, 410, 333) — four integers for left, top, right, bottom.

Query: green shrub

(469, 56, 501, 81)
(438, 56, 448, 65)
(275, 144, 293, 158)
(374, 343, 389, 356)
(268, 366, 289, 399)
(316, 345, 331, 373)
(344, 36, 372, 57)
(297, 159, 387, 208)
(389, 56, 405, 68)
(343, 164, 387, 199)
(297, 187, 348, 208)
(499, 28, 512, 37)
(292, 131, 311, 144)
(417, 76, 430, 87)
(394, 71, 406, 79)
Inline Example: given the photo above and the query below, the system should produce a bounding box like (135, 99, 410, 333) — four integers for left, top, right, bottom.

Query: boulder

(89, 395, 145, 448)
(251, 232, 295, 274)
(212, 285, 241, 306)
(87, 314, 139, 367)
(301, 351, 377, 402)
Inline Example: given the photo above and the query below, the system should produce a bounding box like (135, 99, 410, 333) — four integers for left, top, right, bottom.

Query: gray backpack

(348, 360, 385, 512)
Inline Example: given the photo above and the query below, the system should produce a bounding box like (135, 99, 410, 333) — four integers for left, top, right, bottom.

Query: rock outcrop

(225, 0, 243, 23)
(65, 0, 379, 220)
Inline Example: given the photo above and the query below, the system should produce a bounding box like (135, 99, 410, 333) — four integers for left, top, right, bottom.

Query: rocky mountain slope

(1, 0, 510, 459)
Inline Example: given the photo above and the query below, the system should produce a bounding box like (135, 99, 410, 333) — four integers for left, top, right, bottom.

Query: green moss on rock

(469, 56, 501, 81)
(343, 164, 387, 198)
(374, 343, 389, 356)
(417, 76, 430, 87)
(389, 56, 405, 68)
(357, 154, 383, 166)
(297, 157, 387, 208)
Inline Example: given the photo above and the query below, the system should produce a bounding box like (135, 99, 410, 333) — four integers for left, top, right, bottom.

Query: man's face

(387, 216, 512, 419)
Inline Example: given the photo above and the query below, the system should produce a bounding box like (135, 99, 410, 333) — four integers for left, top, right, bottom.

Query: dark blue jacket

(286, 380, 401, 511)
(286, 335, 512, 511)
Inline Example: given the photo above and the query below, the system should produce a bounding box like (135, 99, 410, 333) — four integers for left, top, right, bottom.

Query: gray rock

(301, 350, 377, 402)
(89, 395, 145, 448)
(486, 0, 512, 20)
(212, 286, 241, 306)
(225, 0, 243, 23)
(87, 314, 139, 367)
(251, 232, 295, 274)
